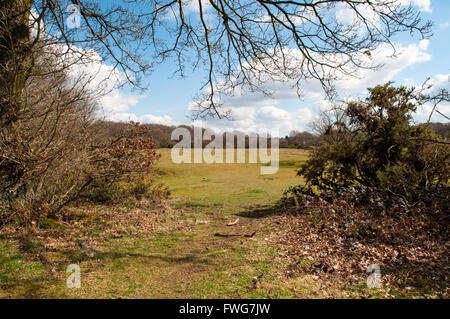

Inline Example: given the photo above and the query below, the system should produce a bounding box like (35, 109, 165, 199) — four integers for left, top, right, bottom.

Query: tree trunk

(0, 0, 34, 125)
(0, 0, 34, 197)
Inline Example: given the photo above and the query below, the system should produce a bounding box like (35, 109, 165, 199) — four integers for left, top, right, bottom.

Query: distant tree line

(279, 131, 321, 149)
(429, 123, 450, 139)
(98, 122, 274, 149)
(98, 121, 450, 149)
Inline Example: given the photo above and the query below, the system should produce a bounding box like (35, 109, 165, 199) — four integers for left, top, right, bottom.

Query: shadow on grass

(91, 250, 217, 265)
(235, 205, 281, 219)
(0, 250, 59, 298)
(1, 243, 220, 298)
(0, 276, 58, 298)
(51, 242, 221, 267)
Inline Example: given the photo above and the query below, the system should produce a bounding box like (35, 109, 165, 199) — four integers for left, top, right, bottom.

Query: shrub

(0, 44, 160, 226)
(298, 83, 449, 200)
(84, 121, 160, 201)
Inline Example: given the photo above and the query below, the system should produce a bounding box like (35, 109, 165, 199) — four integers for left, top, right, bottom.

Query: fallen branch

(226, 218, 239, 226)
(214, 231, 256, 238)
(79, 240, 100, 257)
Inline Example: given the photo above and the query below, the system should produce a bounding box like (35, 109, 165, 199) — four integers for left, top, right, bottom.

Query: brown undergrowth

(0, 199, 189, 268)
(271, 186, 449, 297)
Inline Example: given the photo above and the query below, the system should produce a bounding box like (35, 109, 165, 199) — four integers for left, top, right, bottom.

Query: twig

(214, 231, 256, 238)
(226, 218, 239, 226)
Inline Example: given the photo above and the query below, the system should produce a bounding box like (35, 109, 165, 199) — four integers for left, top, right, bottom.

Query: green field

(156, 148, 308, 209)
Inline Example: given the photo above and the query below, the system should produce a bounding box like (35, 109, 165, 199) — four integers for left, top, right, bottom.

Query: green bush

(299, 83, 449, 200)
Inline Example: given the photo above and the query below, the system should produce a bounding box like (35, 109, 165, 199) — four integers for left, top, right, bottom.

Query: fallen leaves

(272, 186, 450, 297)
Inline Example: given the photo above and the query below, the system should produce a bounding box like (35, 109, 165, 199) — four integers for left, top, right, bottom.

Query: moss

(40, 218, 60, 229)
(69, 210, 90, 221)
(66, 209, 104, 223)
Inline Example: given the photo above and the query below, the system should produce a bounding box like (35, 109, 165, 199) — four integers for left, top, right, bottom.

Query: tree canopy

(0, 0, 433, 121)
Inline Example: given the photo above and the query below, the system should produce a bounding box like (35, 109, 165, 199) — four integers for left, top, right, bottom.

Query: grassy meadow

(156, 148, 308, 209)
(1, 148, 415, 298)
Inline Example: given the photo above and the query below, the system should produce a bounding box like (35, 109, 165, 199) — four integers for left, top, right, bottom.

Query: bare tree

(0, 0, 432, 123)
(0, 38, 97, 215)
(0, 20, 162, 216)
(0, 39, 159, 220)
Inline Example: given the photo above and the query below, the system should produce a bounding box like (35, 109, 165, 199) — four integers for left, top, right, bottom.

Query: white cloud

(335, 0, 432, 33)
(139, 114, 178, 125)
(98, 90, 177, 126)
(64, 47, 177, 126)
(334, 41, 431, 97)
(412, 0, 432, 13)
(105, 112, 177, 125)
(193, 39, 433, 135)
(426, 73, 450, 91)
(99, 91, 145, 114)
(439, 22, 450, 29)
(418, 39, 430, 51)
(335, 3, 381, 30)
(401, 0, 432, 13)
(201, 105, 316, 136)
(28, 13, 174, 127)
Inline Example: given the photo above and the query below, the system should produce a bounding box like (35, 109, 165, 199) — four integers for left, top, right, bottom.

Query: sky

(93, 0, 450, 136)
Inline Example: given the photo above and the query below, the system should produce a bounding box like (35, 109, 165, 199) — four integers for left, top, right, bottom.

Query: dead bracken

(272, 186, 449, 297)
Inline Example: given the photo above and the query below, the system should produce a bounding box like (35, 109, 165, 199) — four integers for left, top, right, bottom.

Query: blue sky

(97, 0, 450, 136)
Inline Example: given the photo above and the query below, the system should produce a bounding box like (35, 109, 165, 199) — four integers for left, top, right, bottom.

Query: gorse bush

(298, 83, 449, 200)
